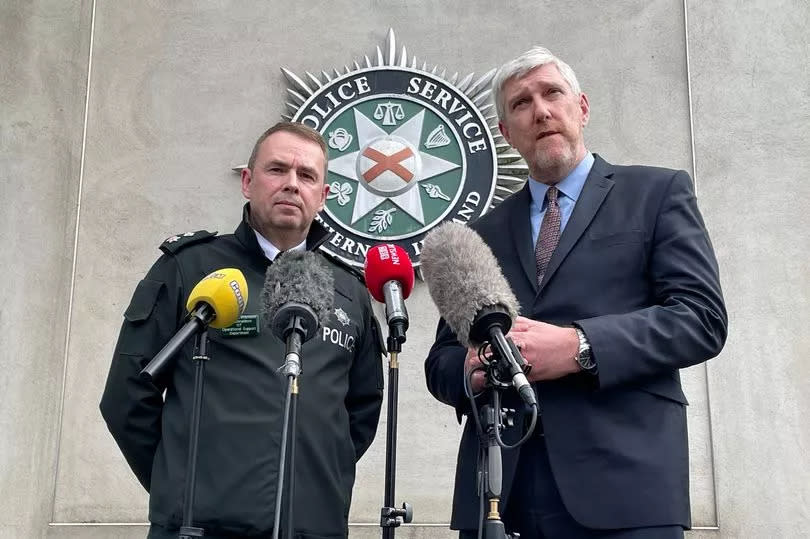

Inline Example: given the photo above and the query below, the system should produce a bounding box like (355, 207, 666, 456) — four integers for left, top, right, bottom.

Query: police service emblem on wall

(281, 29, 526, 268)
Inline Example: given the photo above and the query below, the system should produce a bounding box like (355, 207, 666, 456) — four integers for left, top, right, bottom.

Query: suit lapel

(506, 184, 539, 294)
(538, 155, 615, 291)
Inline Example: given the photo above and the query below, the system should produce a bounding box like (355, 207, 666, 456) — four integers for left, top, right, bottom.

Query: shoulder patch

(318, 249, 366, 284)
(159, 230, 217, 254)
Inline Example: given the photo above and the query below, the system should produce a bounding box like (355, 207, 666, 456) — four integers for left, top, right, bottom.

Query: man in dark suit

(424, 46, 727, 538)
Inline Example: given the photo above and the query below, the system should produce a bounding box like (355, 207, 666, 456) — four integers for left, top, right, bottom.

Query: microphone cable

(463, 346, 538, 451)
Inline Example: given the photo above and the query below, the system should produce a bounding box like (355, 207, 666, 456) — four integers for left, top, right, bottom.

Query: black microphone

(260, 251, 334, 377)
(420, 222, 536, 407)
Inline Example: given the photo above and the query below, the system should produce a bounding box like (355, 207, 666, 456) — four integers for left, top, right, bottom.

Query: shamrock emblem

(328, 182, 354, 206)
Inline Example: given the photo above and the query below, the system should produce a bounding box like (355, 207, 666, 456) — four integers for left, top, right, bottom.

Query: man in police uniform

(100, 122, 385, 539)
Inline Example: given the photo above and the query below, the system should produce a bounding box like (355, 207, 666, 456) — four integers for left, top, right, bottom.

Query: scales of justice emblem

(247, 29, 528, 269)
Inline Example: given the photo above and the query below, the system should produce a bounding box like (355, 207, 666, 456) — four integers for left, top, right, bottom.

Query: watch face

(578, 350, 596, 372)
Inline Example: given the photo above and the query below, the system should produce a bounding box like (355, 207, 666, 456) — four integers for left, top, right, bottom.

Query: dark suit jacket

(424, 155, 727, 531)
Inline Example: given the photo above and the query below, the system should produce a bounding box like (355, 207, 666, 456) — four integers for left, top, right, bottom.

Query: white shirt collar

(252, 230, 306, 261)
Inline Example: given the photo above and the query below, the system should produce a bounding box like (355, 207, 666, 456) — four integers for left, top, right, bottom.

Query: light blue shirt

(529, 152, 595, 246)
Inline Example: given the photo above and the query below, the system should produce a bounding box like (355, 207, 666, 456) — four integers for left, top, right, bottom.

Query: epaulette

(318, 249, 366, 284)
(159, 230, 217, 254)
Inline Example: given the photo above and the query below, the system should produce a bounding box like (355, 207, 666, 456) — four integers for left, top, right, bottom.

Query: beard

(527, 137, 579, 183)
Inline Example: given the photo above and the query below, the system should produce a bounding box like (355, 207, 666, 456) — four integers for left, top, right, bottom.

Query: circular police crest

(278, 30, 527, 268)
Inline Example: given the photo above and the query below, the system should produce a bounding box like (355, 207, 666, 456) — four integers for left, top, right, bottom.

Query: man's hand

(464, 346, 488, 393)
(508, 316, 580, 381)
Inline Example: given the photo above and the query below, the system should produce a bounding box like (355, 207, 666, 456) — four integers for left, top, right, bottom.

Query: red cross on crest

(361, 147, 415, 183)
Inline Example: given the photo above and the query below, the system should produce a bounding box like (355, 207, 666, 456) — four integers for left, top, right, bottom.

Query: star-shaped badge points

(327, 109, 460, 225)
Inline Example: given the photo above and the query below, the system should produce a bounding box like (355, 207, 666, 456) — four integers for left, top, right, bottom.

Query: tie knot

(546, 186, 559, 203)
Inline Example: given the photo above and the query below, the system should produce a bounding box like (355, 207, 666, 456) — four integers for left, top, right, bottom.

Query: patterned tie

(535, 186, 561, 286)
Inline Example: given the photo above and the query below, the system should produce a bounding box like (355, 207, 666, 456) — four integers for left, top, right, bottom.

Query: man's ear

(318, 182, 330, 211)
(240, 167, 252, 199)
(498, 121, 512, 146)
(579, 93, 590, 127)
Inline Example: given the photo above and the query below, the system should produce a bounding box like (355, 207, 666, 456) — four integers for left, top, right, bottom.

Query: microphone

(364, 243, 415, 352)
(141, 268, 249, 382)
(260, 251, 334, 377)
(420, 222, 536, 407)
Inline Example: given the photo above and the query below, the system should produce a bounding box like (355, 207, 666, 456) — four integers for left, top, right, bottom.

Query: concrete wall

(1, 0, 807, 537)
(0, 1, 90, 537)
(687, 1, 810, 536)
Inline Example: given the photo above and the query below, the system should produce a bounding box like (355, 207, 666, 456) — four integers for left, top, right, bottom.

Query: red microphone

(364, 244, 415, 351)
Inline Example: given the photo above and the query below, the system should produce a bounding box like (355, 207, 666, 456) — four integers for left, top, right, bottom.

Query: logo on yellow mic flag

(186, 268, 248, 329)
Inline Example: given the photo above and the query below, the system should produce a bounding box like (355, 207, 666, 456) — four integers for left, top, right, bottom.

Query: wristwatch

(573, 327, 597, 375)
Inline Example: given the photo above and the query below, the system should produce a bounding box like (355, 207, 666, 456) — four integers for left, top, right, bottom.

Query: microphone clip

(382, 280, 409, 353)
(482, 337, 530, 389)
(274, 307, 317, 379)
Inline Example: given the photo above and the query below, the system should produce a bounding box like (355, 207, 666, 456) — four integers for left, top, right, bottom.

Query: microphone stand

(380, 324, 413, 537)
(272, 373, 298, 539)
(178, 330, 210, 539)
(476, 391, 516, 539)
(285, 378, 298, 539)
(467, 337, 538, 539)
(273, 327, 305, 539)
(141, 303, 213, 382)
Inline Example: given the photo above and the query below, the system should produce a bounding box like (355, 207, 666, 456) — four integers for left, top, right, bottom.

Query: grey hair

(492, 46, 582, 122)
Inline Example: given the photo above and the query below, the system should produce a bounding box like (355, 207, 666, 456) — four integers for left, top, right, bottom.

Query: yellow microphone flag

(186, 268, 248, 329)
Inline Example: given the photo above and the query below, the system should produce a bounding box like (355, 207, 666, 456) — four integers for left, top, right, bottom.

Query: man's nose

(281, 171, 300, 192)
(533, 97, 551, 122)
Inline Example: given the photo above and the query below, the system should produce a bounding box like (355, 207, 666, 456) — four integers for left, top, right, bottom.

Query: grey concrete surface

(2, 0, 808, 537)
(0, 1, 90, 538)
(43, 524, 459, 539)
(687, 0, 810, 537)
(43, 524, 723, 539)
(49, 0, 714, 529)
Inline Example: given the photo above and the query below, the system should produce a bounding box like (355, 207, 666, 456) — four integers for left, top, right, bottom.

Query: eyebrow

(508, 91, 529, 108)
(264, 158, 320, 177)
(508, 81, 568, 105)
(263, 158, 288, 169)
(296, 164, 320, 177)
